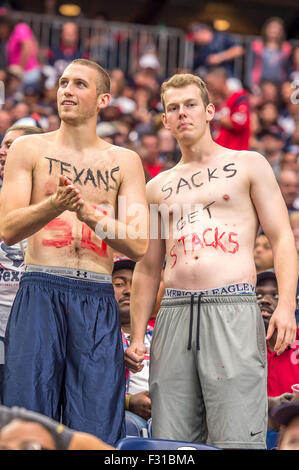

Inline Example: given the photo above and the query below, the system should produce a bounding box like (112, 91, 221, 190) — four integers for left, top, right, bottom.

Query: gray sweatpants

(149, 295, 268, 449)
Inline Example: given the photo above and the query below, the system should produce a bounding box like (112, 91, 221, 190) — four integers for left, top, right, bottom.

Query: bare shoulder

(9, 132, 47, 150)
(237, 150, 275, 182)
(233, 150, 270, 169)
(218, 148, 266, 165)
(221, 149, 273, 183)
(146, 167, 177, 203)
(106, 144, 143, 166)
(6, 132, 53, 168)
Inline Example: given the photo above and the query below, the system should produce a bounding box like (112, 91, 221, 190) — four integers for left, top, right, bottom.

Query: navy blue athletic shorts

(3, 272, 125, 445)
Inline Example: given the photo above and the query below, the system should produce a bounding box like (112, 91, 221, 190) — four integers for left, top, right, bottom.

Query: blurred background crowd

(0, 3, 298, 196)
(0, 0, 299, 451)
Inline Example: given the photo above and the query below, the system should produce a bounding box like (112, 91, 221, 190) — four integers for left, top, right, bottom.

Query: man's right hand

(125, 342, 147, 373)
(51, 176, 84, 213)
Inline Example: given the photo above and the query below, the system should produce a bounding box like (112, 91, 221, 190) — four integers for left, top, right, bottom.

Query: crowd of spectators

(0, 10, 298, 451)
(1, 13, 298, 269)
(0, 15, 298, 194)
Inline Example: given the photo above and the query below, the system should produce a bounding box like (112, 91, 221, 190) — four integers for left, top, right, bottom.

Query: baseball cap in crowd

(258, 125, 284, 141)
(256, 271, 277, 285)
(24, 84, 41, 96)
(113, 257, 136, 273)
(189, 22, 213, 33)
(139, 53, 160, 70)
(271, 402, 299, 426)
(96, 121, 119, 138)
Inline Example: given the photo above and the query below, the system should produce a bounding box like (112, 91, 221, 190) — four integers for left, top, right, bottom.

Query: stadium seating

(116, 437, 221, 450)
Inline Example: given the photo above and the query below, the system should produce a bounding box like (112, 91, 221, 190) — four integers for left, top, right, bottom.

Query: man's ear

(206, 102, 215, 123)
(162, 112, 170, 130)
(97, 93, 111, 111)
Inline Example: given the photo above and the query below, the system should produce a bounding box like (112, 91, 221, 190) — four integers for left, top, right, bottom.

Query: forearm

(219, 115, 234, 129)
(1, 175, 82, 245)
(130, 267, 161, 343)
(272, 233, 298, 309)
(0, 197, 60, 245)
(218, 46, 244, 62)
(78, 203, 148, 262)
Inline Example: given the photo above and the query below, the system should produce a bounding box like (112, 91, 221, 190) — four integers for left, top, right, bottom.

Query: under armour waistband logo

(76, 270, 88, 278)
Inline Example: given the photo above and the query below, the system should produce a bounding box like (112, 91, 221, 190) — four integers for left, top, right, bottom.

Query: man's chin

(60, 113, 80, 124)
(119, 306, 130, 316)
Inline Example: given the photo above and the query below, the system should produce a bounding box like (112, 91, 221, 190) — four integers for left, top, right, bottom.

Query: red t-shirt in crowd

(214, 89, 250, 151)
(267, 328, 299, 397)
(144, 162, 163, 178)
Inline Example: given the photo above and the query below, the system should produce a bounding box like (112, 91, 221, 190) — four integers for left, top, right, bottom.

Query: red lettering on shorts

(42, 218, 74, 248)
(81, 224, 108, 257)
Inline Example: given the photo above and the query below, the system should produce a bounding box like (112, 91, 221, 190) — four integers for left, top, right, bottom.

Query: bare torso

(25, 133, 124, 274)
(149, 150, 259, 289)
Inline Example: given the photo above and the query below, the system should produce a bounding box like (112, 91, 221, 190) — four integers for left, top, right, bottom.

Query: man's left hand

(266, 306, 297, 355)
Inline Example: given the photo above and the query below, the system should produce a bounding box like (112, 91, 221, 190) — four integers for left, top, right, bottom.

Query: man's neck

(179, 132, 222, 164)
(56, 121, 101, 150)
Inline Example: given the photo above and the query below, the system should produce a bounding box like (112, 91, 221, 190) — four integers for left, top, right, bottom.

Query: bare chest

(32, 150, 121, 207)
(158, 163, 242, 207)
(155, 161, 254, 241)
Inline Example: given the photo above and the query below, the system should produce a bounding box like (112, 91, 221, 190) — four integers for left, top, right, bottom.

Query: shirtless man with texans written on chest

(0, 59, 148, 446)
(125, 73, 298, 449)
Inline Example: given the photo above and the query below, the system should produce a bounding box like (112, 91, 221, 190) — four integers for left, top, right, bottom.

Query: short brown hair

(70, 59, 111, 95)
(6, 125, 44, 135)
(161, 73, 210, 111)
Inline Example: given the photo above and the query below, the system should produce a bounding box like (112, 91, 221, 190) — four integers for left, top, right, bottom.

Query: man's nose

(178, 104, 187, 115)
(259, 294, 274, 305)
(259, 298, 270, 307)
(123, 283, 131, 295)
(0, 147, 7, 158)
(63, 83, 74, 95)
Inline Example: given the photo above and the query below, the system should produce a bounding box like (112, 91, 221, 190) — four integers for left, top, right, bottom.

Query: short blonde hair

(161, 73, 210, 111)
